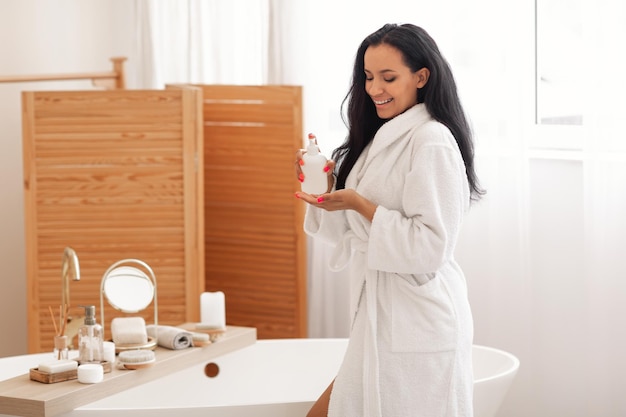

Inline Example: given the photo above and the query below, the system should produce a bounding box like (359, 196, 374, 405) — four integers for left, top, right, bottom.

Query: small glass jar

(54, 335, 69, 360)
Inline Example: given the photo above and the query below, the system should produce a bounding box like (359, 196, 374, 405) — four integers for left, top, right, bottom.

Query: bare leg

(306, 380, 334, 417)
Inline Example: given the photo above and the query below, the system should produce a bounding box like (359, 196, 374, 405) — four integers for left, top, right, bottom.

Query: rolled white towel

(111, 317, 148, 345)
(146, 325, 192, 350)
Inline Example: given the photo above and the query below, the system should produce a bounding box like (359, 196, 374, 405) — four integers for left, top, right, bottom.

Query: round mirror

(102, 265, 154, 313)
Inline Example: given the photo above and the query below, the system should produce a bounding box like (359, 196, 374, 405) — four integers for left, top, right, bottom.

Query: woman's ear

(415, 67, 430, 88)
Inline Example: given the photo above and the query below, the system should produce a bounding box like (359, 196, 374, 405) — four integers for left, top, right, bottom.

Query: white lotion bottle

(78, 305, 104, 364)
(301, 133, 328, 195)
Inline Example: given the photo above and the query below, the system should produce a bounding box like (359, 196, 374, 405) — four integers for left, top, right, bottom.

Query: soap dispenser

(301, 133, 328, 195)
(78, 305, 104, 364)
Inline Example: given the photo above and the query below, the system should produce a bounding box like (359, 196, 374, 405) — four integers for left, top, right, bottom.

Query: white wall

(0, 0, 135, 357)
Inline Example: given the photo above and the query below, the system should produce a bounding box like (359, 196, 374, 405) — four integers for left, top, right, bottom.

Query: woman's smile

(373, 98, 393, 106)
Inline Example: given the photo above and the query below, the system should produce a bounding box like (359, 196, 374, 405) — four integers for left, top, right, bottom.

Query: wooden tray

(0, 326, 256, 417)
(29, 361, 112, 384)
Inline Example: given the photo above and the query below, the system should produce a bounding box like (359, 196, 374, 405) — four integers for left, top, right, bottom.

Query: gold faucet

(61, 247, 80, 308)
(61, 247, 81, 347)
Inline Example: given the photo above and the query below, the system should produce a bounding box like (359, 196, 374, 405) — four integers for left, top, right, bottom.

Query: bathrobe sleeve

(303, 205, 348, 247)
(367, 126, 469, 275)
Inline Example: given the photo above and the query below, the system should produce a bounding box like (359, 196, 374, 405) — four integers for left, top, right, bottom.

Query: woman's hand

(294, 148, 336, 193)
(295, 189, 378, 222)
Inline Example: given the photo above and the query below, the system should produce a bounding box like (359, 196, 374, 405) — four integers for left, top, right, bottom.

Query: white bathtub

(0, 339, 519, 417)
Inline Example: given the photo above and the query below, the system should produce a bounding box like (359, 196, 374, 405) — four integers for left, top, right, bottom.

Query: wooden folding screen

(193, 85, 306, 339)
(22, 87, 204, 353)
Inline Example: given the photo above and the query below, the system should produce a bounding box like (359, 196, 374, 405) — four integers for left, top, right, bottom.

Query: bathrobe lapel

(353, 104, 431, 184)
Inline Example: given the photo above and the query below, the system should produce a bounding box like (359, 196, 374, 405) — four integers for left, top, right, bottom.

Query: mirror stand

(99, 259, 158, 350)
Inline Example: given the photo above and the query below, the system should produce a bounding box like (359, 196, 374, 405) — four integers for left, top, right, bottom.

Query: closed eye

(365, 76, 396, 82)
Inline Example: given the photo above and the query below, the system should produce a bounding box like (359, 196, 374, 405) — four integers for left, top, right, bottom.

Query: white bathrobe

(305, 103, 474, 417)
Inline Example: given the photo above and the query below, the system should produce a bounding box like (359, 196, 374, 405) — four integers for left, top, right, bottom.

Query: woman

(295, 23, 483, 417)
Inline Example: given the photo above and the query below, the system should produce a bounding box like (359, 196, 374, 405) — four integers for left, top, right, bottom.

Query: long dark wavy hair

(333, 23, 484, 201)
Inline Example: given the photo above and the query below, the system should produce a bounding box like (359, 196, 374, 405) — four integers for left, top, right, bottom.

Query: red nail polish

(299, 159, 305, 166)
(298, 173, 305, 182)
(295, 193, 301, 199)
(323, 166, 330, 172)
(317, 197, 324, 203)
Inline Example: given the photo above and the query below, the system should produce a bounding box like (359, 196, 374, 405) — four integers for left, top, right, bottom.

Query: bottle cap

(306, 133, 319, 155)
(54, 335, 68, 350)
(82, 305, 96, 325)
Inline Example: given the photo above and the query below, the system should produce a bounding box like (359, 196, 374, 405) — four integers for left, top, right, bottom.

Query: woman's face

(364, 43, 426, 120)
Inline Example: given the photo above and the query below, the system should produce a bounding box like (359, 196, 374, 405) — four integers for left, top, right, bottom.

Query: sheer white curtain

(134, 1, 626, 415)
(132, 0, 270, 88)
(579, 2, 626, 415)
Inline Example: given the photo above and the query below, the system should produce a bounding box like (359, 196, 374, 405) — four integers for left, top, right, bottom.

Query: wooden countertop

(0, 326, 256, 417)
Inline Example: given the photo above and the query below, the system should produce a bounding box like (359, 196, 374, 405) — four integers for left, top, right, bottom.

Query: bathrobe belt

(329, 233, 383, 417)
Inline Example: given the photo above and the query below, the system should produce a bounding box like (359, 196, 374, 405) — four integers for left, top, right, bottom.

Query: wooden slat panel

(198, 85, 306, 338)
(23, 89, 204, 353)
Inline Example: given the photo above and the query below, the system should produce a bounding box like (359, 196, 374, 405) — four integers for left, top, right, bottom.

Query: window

(535, 0, 583, 126)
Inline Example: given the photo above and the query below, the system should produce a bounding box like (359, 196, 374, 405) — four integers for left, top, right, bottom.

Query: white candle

(199, 291, 226, 329)
(102, 341, 116, 364)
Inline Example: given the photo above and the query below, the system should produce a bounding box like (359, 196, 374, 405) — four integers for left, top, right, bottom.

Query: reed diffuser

(49, 304, 69, 360)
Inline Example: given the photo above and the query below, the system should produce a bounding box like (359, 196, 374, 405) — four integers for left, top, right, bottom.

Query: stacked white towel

(111, 317, 148, 345)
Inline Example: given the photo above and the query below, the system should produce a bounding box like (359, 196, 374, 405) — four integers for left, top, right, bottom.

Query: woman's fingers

(294, 148, 306, 182)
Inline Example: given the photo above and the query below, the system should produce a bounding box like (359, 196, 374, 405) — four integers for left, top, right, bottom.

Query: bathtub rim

(248, 339, 520, 385)
(472, 344, 520, 384)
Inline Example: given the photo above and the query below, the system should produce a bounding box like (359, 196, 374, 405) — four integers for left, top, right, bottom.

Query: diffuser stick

(59, 305, 64, 335)
(49, 306, 59, 335)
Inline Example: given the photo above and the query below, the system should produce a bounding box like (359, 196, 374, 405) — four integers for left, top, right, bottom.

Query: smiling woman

(297, 23, 482, 417)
